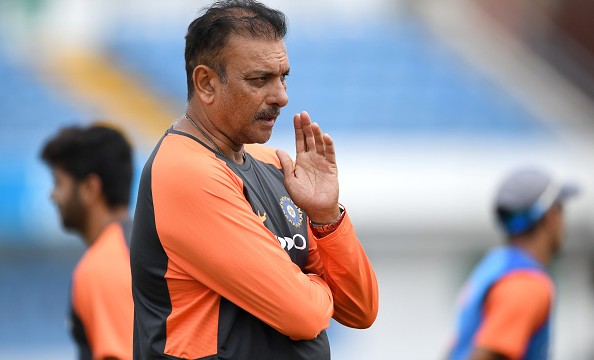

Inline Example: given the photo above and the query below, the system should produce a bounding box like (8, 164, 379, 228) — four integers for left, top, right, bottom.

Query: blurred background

(1, 0, 593, 358)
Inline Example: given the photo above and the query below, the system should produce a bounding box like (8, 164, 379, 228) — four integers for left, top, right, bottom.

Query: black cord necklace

(184, 113, 226, 155)
(184, 113, 246, 161)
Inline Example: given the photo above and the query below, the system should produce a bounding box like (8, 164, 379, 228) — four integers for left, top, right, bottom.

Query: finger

(276, 149, 295, 178)
(293, 113, 305, 154)
(322, 133, 336, 164)
(300, 111, 316, 152)
(311, 122, 325, 155)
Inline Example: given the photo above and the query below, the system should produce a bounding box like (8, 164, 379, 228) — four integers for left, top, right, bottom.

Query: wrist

(310, 205, 345, 237)
(308, 205, 343, 225)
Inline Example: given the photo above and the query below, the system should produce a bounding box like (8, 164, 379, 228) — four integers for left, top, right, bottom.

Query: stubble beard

(251, 106, 281, 143)
(60, 188, 88, 236)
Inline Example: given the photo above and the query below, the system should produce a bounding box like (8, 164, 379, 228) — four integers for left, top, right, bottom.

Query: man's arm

(471, 271, 553, 359)
(305, 210, 378, 328)
(277, 111, 379, 328)
(152, 137, 334, 340)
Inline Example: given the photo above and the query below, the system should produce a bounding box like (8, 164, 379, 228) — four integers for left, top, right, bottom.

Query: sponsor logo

(279, 196, 303, 227)
(276, 233, 307, 251)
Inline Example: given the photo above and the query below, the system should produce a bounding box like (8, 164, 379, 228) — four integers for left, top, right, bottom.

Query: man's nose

(267, 79, 289, 108)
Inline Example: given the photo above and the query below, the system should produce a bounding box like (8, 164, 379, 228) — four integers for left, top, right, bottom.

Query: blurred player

(449, 167, 579, 360)
(41, 124, 134, 360)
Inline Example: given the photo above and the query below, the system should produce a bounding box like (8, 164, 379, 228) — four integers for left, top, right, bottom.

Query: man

(449, 168, 579, 360)
(41, 124, 134, 360)
(130, 1, 379, 359)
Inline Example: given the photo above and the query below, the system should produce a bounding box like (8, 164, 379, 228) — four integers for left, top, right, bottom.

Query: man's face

(212, 33, 290, 145)
(50, 167, 87, 233)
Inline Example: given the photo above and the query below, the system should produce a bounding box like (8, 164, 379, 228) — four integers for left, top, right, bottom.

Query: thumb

(276, 149, 294, 178)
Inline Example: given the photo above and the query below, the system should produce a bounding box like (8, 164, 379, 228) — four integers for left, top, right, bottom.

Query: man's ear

(79, 174, 103, 206)
(193, 65, 218, 104)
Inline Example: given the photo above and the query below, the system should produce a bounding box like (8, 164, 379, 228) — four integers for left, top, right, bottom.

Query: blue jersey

(450, 246, 551, 360)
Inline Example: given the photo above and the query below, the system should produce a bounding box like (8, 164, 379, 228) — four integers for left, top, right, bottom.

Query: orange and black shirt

(70, 220, 134, 360)
(130, 129, 378, 360)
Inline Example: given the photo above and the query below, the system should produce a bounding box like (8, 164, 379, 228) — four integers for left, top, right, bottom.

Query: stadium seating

(0, 19, 554, 244)
(0, 50, 86, 243)
(108, 20, 551, 137)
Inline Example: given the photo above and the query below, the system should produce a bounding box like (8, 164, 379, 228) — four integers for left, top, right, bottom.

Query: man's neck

(82, 206, 129, 247)
(511, 231, 551, 266)
(179, 105, 246, 164)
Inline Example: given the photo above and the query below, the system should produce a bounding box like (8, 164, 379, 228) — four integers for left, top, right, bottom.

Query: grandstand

(0, 48, 86, 244)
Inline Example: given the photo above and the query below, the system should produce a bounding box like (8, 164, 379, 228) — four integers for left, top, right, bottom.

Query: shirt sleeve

(152, 143, 334, 340)
(245, 144, 378, 329)
(305, 209, 379, 329)
(474, 270, 553, 359)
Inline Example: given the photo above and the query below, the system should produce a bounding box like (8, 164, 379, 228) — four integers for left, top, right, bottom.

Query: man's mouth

(258, 115, 277, 122)
(255, 108, 280, 123)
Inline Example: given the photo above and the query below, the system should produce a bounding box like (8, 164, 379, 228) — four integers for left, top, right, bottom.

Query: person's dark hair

(185, 0, 287, 100)
(496, 207, 540, 239)
(41, 124, 133, 208)
(496, 203, 560, 240)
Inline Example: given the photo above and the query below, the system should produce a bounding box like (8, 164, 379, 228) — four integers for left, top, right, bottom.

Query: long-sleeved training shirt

(130, 129, 378, 359)
(70, 220, 133, 360)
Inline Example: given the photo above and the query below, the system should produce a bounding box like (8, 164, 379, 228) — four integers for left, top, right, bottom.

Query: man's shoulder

(500, 269, 553, 288)
(152, 132, 229, 175)
(492, 270, 554, 305)
(245, 143, 280, 168)
(73, 224, 130, 284)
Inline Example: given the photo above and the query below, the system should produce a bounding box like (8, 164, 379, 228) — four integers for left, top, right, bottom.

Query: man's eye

(248, 77, 267, 85)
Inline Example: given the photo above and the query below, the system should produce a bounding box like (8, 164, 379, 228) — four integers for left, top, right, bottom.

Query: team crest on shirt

(279, 196, 303, 228)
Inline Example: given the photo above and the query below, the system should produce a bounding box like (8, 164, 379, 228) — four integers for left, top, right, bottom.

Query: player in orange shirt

(41, 124, 134, 360)
(130, 1, 378, 359)
(449, 168, 579, 360)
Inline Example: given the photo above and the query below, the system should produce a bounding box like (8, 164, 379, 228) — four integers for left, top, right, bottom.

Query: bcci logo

(279, 196, 303, 228)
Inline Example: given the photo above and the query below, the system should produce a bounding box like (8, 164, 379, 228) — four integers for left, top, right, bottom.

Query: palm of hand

(276, 111, 341, 223)
(287, 149, 339, 215)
